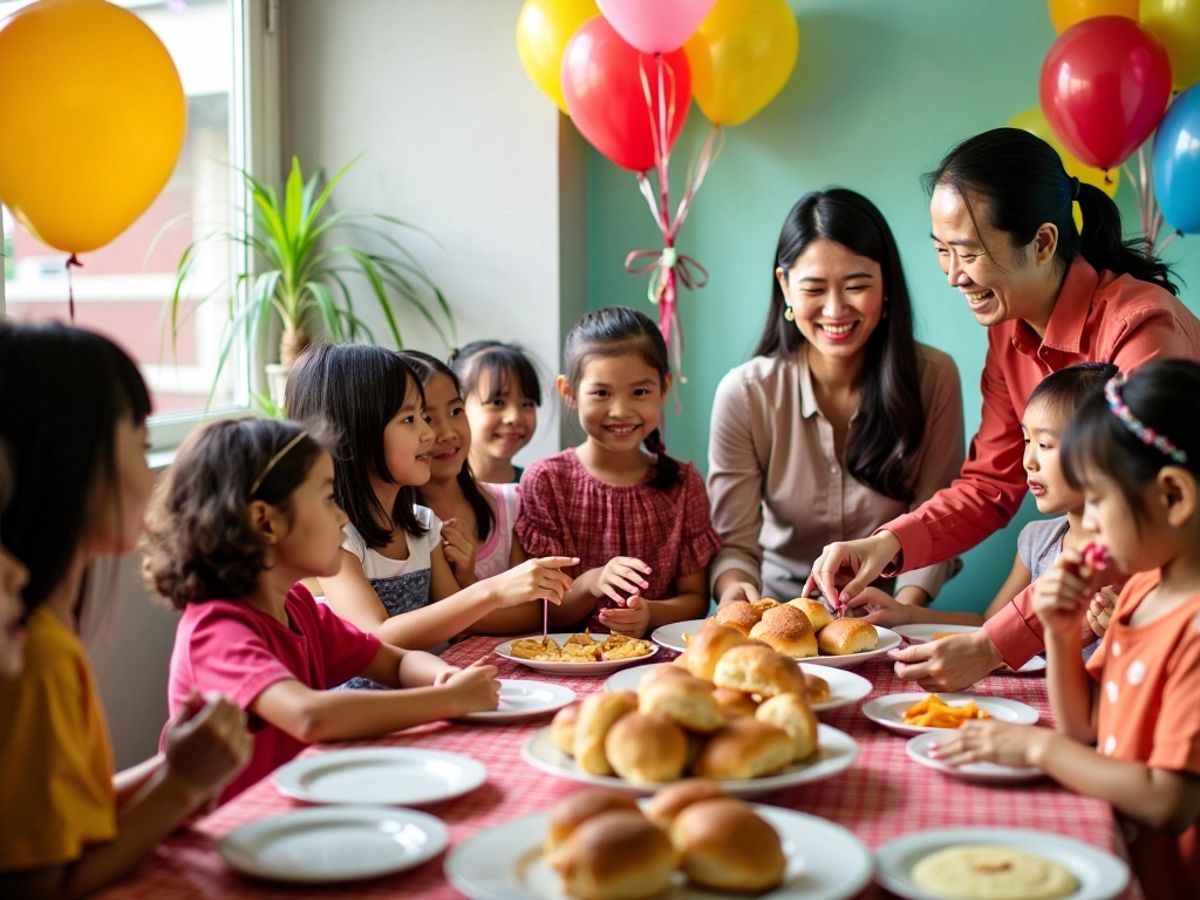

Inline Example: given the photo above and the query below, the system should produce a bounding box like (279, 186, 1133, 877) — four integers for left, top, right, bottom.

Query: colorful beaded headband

(1104, 373, 1187, 465)
(249, 431, 308, 497)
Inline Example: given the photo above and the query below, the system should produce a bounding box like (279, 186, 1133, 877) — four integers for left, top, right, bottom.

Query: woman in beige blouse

(708, 188, 965, 608)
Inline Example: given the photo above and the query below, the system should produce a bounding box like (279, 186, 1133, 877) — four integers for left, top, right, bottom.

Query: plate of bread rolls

(444, 781, 874, 899)
(652, 599, 901, 670)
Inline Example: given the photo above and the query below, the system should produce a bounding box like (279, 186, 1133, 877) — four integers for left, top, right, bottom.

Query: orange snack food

(902, 694, 992, 728)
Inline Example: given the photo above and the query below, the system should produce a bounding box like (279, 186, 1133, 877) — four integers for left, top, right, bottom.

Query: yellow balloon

(685, 0, 799, 127)
(1048, 0, 1139, 33)
(0, 0, 185, 254)
(516, 0, 598, 113)
(1141, 0, 1200, 90)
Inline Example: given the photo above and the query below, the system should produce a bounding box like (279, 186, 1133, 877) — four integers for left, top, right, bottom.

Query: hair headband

(249, 431, 308, 497)
(1104, 373, 1187, 465)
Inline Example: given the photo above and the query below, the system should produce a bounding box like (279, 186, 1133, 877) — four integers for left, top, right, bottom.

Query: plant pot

(265, 362, 290, 413)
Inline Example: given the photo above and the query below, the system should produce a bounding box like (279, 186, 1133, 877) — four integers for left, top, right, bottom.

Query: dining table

(100, 633, 1139, 899)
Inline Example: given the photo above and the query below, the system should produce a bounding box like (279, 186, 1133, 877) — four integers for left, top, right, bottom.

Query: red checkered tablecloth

(100, 636, 1137, 899)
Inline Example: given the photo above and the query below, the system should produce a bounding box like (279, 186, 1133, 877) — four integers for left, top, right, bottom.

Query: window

(0, 0, 279, 451)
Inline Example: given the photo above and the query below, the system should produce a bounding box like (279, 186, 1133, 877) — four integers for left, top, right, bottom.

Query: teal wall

(583, 0, 1200, 611)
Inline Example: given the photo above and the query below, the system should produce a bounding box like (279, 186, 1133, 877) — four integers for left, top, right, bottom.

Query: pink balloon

(597, 0, 716, 54)
(1040, 16, 1172, 170)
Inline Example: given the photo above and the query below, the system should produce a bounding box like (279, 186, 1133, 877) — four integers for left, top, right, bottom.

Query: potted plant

(169, 155, 452, 407)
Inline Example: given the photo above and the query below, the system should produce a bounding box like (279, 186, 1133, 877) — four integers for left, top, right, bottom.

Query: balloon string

(65, 254, 83, 322)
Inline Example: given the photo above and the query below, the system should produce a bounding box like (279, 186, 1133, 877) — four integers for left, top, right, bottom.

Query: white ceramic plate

(444, 801, 873, 900)
(602, 663, 872, 713)
(996, 654, 1049, 675)
(273, 747, 487, 806)
(860, 692, 1039, 737)
(520, 723, 858, 798)
(494, 633, 658, 675)
(905, 731, 1042, 783)
(651, 619, 901, 670)
(219, 805, 447, 883)
(893, 623, 981, 644)
(458, 679, 576, 723)
(875, 826, 1129, 900)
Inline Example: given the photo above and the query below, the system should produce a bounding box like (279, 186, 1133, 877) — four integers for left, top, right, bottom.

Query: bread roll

(604, 712, 689, 784)
(750, 597, 780, 616)
(553, 810, 676, 900)
(817, 618, 878, 655)
(692, 717, 794, 780)
(670, 798, 785, 893)
(714, 600, 760, 636)
(685, 622, 748, 682)
(544, 789, 640, 858)
(755, 692, 819, 762)
(712, 687, 759, 719)
(712, 644, 808, 698)
(749, 604, 818, 658)
(804, 671, 831, 706)
(551, 702, 581, 756)
(574, 690, 637, 775)
(788, 596, 833, 632)
(671, 649, 690, 668)
(638, 672, 723, 733)
(646, 778, 729, 831)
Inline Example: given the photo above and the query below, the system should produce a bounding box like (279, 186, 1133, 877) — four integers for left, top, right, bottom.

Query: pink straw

(542, 598, 549, 642)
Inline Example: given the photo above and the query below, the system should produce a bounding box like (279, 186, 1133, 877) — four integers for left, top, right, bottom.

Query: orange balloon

(0, 0, 185, 254)
(1048, 0, 1139, 33)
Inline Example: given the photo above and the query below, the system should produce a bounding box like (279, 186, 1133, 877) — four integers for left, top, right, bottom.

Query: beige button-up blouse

(707, 344, 965, 600)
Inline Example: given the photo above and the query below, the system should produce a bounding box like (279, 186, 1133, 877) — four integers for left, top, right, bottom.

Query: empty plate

(459, 679, 576, 723)
(273, 747, 487, 805)
(906, 731, 1042, 783)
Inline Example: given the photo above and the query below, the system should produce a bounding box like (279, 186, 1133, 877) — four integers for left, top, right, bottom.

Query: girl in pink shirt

(933, 360, 1200, 897)
(144, 418, 502, 802)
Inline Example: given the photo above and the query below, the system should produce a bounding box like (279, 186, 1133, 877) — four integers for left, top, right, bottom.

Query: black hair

(1026, 362, 1119, 426)
(562, 306, 681, 490)
(285, 343, 428, 548)
(1062, 359, 1200, 528)
(927, 127, 1177, 295)
(0, 323, 151, 614)
(448, 340, 543, 406)
(142, 419, 330, 608)
(398, 350, 496, 543)
(754, 188, 926, 502)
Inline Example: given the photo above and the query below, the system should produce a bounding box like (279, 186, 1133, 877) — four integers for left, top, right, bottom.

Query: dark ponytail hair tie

(648, 434, 667, 455)
(1070, 176, 1081, 200)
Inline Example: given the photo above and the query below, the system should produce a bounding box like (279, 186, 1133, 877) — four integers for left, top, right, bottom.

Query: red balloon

(561, 16, 691, 172)
(1040, 16, 1172, 170)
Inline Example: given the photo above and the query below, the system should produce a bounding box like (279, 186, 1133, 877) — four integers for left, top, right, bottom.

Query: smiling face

(271, 452, 349, 580)
(1021, 397, 1083, 515)
(566, 352, 668, 454)
(776, 237, 884, 362)
(422, 372, 472, 483)
(463, 366, 536, 468)
(381, 383, 435, 487)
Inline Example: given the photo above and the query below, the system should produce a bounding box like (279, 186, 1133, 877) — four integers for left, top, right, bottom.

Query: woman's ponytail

(1075, 183, 1178, 295)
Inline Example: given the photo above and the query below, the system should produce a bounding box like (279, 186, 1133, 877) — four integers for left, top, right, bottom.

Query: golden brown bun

(685, 623, 749, 682)
(750, 597, 780, 616)
(712, 687, 759, 719)
(574, 690, 638, 776)
(692, 717, 794, 780)
(817, 618, 879, 655)
(545, 790, 640, 858)
(755, 692, 820, 762)
(551, 703, 581, 756)
(604, 712, 689, 784)
(553, 809, 676, 900)
(671, 649, 690, 668)
(714, 600, 760, 636)
(749, 605, 818, 658)
(804, 671, 832, 705)
(646, 778, 729, 831)
(638, 672, 723, 733)
(788, 596, 834, 632)
(712, 644, 808, 698)
(670, 798, 785, 893)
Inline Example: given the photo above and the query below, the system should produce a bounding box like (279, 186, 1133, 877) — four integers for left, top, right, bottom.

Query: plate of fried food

(496, 631, 658, 675)
(861, 692, 1039, 736)
(653, 599, 900, 669)
(445, 781, 874, 900)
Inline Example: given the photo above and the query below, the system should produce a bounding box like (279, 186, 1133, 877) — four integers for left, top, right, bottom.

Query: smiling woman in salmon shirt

(808, 128, 1200, 691)
(708, 188, 964, 611)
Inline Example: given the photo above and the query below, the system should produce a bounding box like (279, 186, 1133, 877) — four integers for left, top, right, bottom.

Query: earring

(783, 306, 795, 322)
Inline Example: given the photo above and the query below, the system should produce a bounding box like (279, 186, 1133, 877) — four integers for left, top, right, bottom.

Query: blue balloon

(1154, 84, 1200, 235)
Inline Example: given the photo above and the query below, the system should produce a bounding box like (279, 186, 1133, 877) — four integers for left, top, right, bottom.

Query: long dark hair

(927, 127, 1177, 295)
(399, 350, 496, 543)
(562, 306, 681, 490)
(0, 323, 151, 613)
(754, 188, 925, 502)
(448, 340, 543, 406)
(286, 344, 428, 548)
(1062, 359, 1200, 530)
(143, 419, 329, 609)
